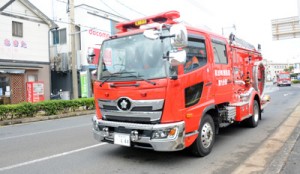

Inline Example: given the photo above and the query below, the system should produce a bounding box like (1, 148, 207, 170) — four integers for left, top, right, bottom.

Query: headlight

(152, 127, 178, 139)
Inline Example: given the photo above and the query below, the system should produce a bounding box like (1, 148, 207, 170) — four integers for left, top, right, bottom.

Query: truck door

(211, 38, 233, 103)
(179, 34, 212, 133)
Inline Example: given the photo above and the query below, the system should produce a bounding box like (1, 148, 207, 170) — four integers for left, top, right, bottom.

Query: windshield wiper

(117, 71, 157, 85)
(125, 75, 156, 85)
(99, 71, 156, 86)
(99, 74, 118, 87)
(120, 71, 156, 86)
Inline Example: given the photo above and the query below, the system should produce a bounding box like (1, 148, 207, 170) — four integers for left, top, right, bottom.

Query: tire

(190, 114, 215, 157)
(246, 100, 260, 128)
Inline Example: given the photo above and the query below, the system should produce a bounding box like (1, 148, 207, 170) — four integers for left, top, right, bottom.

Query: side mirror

(170, 24, 188, 48)
(169, 50, 186, 66)
(143, 29, 160, 40)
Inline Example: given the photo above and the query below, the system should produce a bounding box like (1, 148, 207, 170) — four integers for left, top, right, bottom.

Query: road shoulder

(232, 105, 300, 174)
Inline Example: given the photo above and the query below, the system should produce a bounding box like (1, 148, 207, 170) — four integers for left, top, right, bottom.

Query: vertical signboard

(272, 16, 300, 40)
(80, 71, 88, 98)
(26, 82, 45, 103)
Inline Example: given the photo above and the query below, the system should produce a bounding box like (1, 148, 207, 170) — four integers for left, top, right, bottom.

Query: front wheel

(246, 100, 260, 128)
(190, 114, 215, 157)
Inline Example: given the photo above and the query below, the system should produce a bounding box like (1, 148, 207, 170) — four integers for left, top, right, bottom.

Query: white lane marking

(0, 123, 90, 141)
(0, 143, 107, 172)
(283, 93, 293, 97)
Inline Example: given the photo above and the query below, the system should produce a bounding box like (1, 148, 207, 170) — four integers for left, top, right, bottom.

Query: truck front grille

(98, 98, 164, 123)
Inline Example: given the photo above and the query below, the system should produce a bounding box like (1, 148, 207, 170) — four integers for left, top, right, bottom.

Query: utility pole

(69, 0, 78, 99)
(298, 0, 300, 24)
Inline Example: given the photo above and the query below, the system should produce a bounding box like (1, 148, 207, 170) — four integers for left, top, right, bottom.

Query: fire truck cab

(92, 11, 269, 157)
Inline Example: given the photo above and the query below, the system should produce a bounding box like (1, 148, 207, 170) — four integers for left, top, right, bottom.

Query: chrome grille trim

(98, 98, 164, 111)
(98, 98, 165, 123)
(100, 110, 162, 122)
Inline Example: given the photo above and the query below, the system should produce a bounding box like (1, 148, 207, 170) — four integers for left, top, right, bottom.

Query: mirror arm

(163, 55, 172, 61)
(170, 75, 178, 80)
(159, 34, 175, 39)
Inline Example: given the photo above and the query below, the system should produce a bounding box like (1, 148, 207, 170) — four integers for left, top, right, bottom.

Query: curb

(264, 125, 300, 173)
(0, 110, 96, 126)
(232, 105, 300, 174)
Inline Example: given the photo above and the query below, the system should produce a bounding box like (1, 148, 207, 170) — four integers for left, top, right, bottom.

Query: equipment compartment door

(211, 38, 233, 103)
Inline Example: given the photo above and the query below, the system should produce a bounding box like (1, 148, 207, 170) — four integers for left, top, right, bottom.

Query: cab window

(184, 38, 207, 73)
(212, 41, 228, 64)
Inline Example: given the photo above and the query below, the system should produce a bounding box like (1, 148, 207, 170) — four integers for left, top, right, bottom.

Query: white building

(0, 0, 57, 104)
(265, 60, 289, 81)
(293, 62, 300, 74)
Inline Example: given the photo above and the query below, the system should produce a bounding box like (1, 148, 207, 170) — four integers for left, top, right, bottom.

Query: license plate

(114, 133, 130, 147)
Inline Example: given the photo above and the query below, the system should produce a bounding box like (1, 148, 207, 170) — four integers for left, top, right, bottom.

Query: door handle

(205, 81, 212, 86)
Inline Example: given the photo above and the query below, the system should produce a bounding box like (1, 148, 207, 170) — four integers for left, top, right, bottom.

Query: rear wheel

(190, 114, 215, 157)
(246, 100, 260, 128)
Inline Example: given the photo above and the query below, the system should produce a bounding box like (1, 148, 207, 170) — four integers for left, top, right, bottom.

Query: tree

(284, 66, 294, 73)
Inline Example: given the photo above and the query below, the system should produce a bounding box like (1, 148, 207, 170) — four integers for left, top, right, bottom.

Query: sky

(29, 0, 300, 63)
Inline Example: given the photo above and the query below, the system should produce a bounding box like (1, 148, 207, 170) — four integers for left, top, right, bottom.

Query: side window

(12, 21, 23, 37)
(212, 41, 228, 64)
(52, 29, 67, 45)
(184, 38, 207, 73)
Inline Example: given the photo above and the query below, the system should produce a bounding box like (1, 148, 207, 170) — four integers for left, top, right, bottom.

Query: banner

(80, 71, 88, 98)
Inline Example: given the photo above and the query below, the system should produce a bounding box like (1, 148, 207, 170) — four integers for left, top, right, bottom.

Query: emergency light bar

(115, 11, 180, 32)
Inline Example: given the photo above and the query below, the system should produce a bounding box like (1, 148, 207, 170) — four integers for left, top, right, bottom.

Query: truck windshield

(278, 74, 290, 79)
(97, 32, 171, 82)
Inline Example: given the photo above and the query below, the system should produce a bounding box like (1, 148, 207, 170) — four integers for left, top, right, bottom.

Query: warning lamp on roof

(116, 11, 181, 32)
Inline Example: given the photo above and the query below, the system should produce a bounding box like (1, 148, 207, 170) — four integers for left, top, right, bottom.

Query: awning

(0, 69, 25, 74)
(0, 62, 43, 69)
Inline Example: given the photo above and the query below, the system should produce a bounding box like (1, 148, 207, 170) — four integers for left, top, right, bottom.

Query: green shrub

(292, 80, 300, 84)
(0, 98, 95, 121)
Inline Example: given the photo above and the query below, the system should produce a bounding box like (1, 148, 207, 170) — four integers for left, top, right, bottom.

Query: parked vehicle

(92, 11, 269, 157)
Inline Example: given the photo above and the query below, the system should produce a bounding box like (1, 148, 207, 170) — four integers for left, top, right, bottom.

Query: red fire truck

(276, 72, 291, 86)
(92, 11, 269, 157)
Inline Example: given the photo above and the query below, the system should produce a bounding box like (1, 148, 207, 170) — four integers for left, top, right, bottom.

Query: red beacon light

(115, 11, 180, 33)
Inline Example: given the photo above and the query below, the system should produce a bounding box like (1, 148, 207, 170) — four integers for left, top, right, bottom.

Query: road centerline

(0, 143, 107, 172)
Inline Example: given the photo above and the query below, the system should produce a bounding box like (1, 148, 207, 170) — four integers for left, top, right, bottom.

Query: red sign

(26, 82, 45, 103)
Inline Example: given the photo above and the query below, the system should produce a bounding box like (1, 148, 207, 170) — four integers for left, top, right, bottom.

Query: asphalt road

(0, 84, 299, 174)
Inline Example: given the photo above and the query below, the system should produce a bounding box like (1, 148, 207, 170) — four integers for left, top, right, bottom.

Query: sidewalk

(265, 83, 300, 173)
(233, 103, 300, 174)
(280, 132, 300, 173)
(265, 113, 300, 174)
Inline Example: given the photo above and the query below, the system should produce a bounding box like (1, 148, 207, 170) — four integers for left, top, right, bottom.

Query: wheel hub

(201, 122, 213, 148)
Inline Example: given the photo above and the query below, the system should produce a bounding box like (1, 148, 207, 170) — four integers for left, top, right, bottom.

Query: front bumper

(92, 115, 185, 151)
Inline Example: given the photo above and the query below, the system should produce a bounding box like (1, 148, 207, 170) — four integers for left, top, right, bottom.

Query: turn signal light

(186, 113, 193, 118)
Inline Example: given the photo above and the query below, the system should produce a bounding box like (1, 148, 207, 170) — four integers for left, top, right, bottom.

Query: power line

(56, 0, 127, 20)
(115, 0, 146, 17)
(99, 0, 124, 18)
(52, 19, 111, 33)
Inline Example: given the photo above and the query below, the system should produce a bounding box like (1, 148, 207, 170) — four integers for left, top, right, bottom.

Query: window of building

(0, 75, 10, 96)
(12, 21, 23, 37)
(52, 28, 67, 45)
(184, 38, 207, 73)
(27, 75, 38, 82)
(212, 41, 227, 64)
